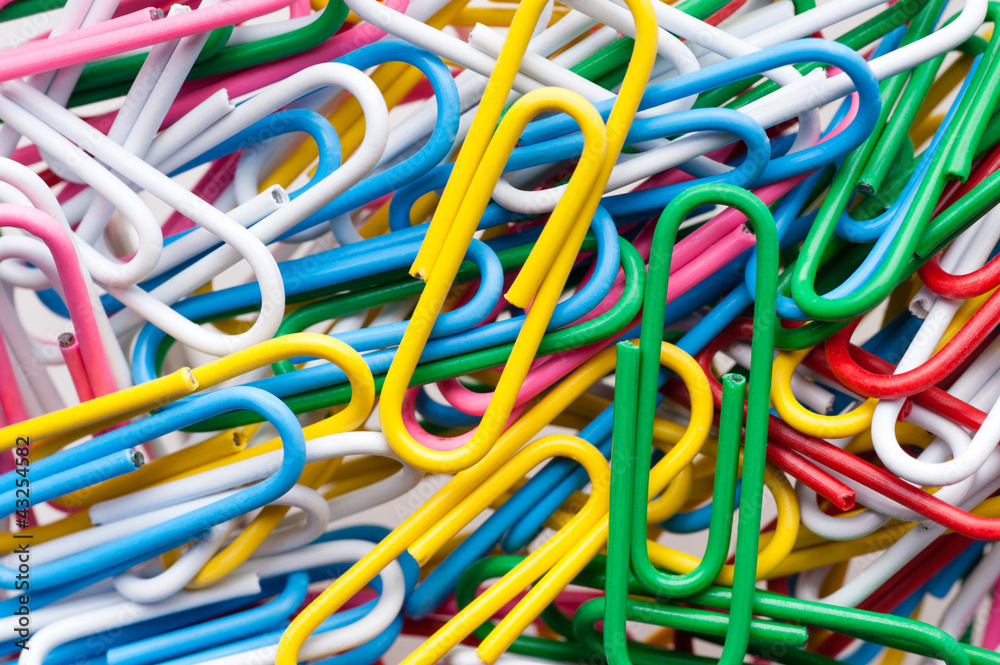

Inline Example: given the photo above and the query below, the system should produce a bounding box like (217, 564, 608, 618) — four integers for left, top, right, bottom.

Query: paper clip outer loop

(4, 332, 373, 451)
(379, 87, 607, 474)
(189, 332, 375, 434)
(397, 433, 610, 665)
(473, 339, 716, 663)
(772, 346, 878, 438)
(272, 322, 657, 665)
(639, 182, 779, 665)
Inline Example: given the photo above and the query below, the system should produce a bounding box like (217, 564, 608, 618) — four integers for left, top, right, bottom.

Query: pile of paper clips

(7, 0, 1000, 662)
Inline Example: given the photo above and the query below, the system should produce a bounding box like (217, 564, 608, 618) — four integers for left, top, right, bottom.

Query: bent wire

(9, 0, 1000, 664)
